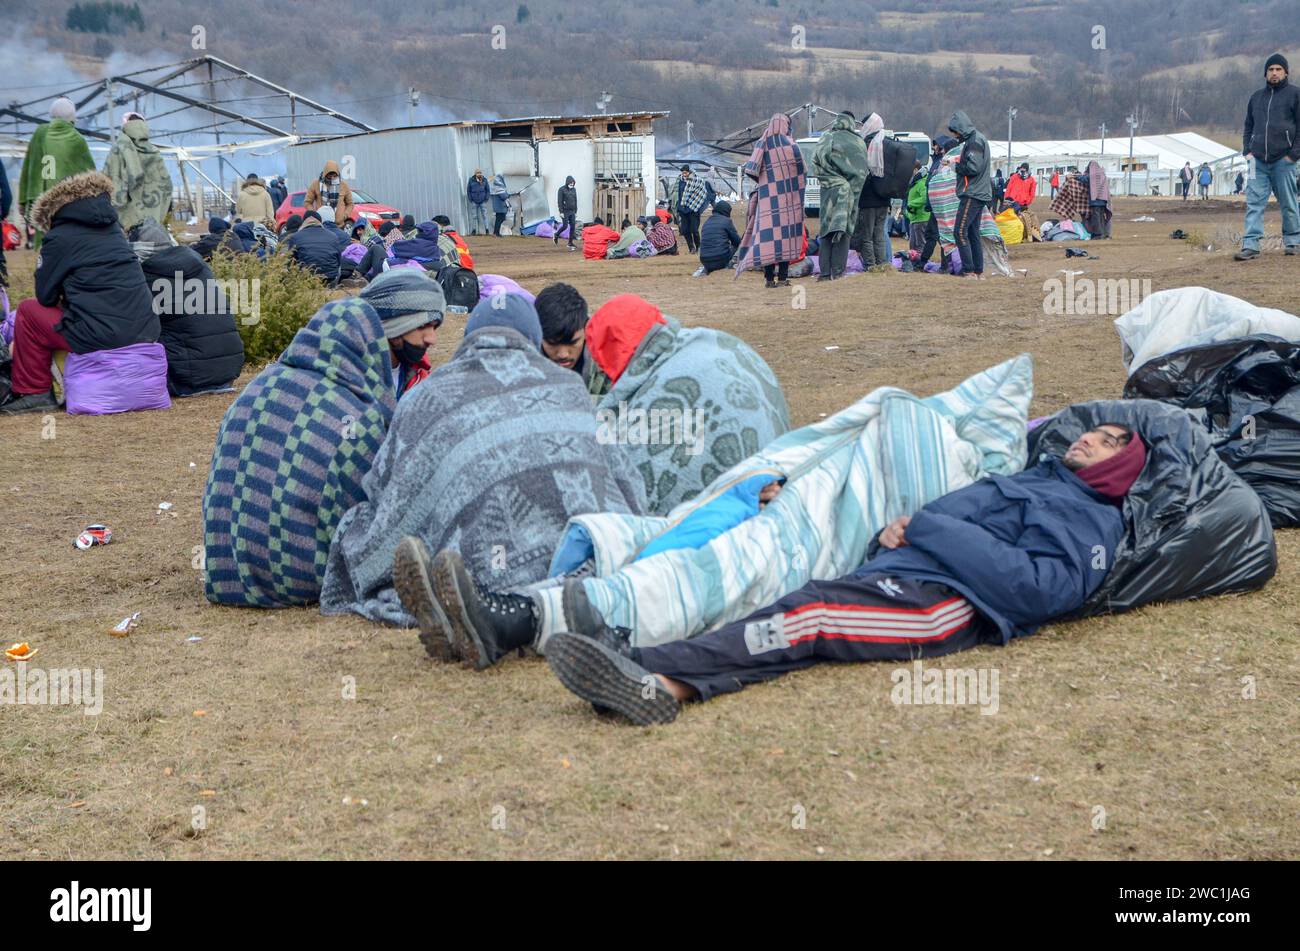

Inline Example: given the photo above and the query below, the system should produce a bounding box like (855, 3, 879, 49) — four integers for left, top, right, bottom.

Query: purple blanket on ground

(0, 290, 13, 346)
(477, 274, 536, 305)
(534, 221, 571, 239)
(64, 342, 171, 415)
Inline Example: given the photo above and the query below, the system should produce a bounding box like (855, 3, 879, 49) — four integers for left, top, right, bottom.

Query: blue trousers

(1243, 157, 1300, 251)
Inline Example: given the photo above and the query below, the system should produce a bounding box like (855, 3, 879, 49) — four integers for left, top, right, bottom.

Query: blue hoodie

(857, 458, 1125, 642)
(391, 221, 442, 265)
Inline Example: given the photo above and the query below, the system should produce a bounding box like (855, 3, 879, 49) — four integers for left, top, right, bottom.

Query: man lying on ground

(541, 423, 1147, 723)
(324, 293, 646, 629)
(202, 270, 443, 608)
(1, 171, 159, 415)
(535, 282, 608, 398)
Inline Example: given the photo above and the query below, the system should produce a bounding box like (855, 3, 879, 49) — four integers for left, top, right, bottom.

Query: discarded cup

(74, 524, 113, 550)
(109, 612, 142, 638)
(157, 502, 174, 512)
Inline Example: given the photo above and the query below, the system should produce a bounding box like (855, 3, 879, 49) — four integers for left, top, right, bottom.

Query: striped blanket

(928, 158, 1014, 277)
(536, 354, 1033, 648)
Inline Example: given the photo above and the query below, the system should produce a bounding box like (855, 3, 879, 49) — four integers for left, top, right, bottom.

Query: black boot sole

(392, 537, 457, 662)
(545, 633, 678, 725)
(431, 549, 496, 671)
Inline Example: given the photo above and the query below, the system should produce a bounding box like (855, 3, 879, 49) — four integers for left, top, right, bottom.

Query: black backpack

(437, 264, 479, 309)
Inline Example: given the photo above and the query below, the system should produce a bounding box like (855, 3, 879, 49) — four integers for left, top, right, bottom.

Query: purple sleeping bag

(534, 220, 571, 239)
(64, 342, 172, 416)
(0, 290, 14, 346)
(477, 274, 536, 305)
(340, 243, 367, 264)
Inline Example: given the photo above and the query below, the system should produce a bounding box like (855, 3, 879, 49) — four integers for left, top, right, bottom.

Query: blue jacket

(391, 221, 442, 265)
(857, 458, 1125, 642)
(698, 208, 740, 264)
(467, 175, 490, 205)
(283, 221, 342, 282)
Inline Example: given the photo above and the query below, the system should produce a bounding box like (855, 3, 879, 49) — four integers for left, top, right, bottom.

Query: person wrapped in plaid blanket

(735, 113, 806, 287)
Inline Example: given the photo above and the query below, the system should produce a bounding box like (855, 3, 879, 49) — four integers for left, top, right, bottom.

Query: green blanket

(19, 120, 95, 246)
(104, 119, 173, 232)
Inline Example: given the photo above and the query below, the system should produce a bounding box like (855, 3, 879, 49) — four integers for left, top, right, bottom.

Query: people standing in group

(811, 111, 869, 280)
(1180, 162, 1194, 201)
(673, 166, 714, 254)
(19, 98, 96, 250)
(733, 112, 805, 287)
(1197, 163, 1213, 199)
(304, 160, 355, 225)
(234, 173, 277, 230)
(947, 109, 992, 280)
(489, 173, 511, 236)
(852, 112, 905, 270)
(1235, 53, 1300, 261)
(267, 175, 287, 211)
(696, 201, 740, 275)
(555, 175, 578, 251)
(466, 169, 490, 235)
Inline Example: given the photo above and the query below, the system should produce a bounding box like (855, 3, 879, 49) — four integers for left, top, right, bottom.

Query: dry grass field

(1, 195, 1297, 859)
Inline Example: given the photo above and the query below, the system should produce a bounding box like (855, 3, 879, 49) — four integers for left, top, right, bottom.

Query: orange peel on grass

(5, 643, 38, 662)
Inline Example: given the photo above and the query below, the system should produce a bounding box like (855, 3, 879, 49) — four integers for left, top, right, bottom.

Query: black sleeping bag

(1027, 399, 1276, 617)
(141, 245, 245, 396)
(1123, 334, 1300, 527)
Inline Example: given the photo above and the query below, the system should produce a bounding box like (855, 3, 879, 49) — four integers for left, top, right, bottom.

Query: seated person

(357, 221, 400, 281)
(580, 217, 621, 260)
(1, 170, 158, 415)
(282, 210, 342, 284)
(279, 213, 303, 239)
(202, 291, 431, 607)
(606, 220, 647, 259)
(338, 219, 372, 282)
(358, 268, 445, 400)
(583, 293, 789, 514)
(697, 200, 740, 274)
(390, 219, 444, 269)
(131, 220, 244, 396)
(654, 202, 672, 225)
(431, 215, 473, 268)
(318, 204, 350, 249)
(231, 220, 258, 253)
(645, 215, 678, 255)
(193, 217, 245, 261)
(321, 293, 647, 629)
(546, 424, 1148, 723)
(535, 282, 608, 398)
(399, 214, 417, 239)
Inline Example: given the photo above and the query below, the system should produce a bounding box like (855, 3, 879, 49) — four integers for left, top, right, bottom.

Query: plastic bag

(1124, 335, 1300, 527)
(1027, 399, 1276, 617)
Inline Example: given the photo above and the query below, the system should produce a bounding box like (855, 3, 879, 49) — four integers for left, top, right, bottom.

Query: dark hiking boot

(545, 632, 679, 725)
(392, 536, 456, 662)
(0, 390, 57, 415)
(1286, 247, 1297, 256)
(431, 548, 537, 670)
(561, 578, 633, 657)
(1234, 248, 1260, 261)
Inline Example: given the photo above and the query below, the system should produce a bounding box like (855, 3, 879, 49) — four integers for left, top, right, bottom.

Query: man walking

(555, 175, 578, 250)
(673, 166, 713, 254)
(1235, 53, 1300, 261)
(1179, 162, 1193, 201)
(1197, 163, 1213, 200)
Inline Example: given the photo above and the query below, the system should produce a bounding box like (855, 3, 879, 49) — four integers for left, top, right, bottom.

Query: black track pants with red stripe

(632, 572, 995, 702)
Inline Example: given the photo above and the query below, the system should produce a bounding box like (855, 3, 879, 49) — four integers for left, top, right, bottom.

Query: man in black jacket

(1235, 53, 1300, 261)
(1, 171, 158, 414)
(282, 210, 342, 284)
(193, 217, 244, 261)
(555, 176, 578, 250)
(131, 220, 245, 396)
(852, 116, 910, 268)
(695, 201, 740, 274)
(948, 110, 993, 278)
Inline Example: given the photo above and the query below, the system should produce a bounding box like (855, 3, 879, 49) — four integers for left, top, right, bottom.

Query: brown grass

(1, 196, 1298, 859)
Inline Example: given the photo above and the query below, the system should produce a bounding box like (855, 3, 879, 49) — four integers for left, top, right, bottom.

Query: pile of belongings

(1116, 287, 1300, 526)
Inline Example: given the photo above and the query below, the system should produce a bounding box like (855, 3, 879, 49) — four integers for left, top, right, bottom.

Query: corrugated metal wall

(285, 125, 493, 228)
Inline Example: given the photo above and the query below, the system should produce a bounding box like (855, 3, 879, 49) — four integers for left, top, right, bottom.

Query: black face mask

(394, 340, 428, 366)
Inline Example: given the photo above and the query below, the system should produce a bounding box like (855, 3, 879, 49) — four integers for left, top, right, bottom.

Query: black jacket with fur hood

(32, 171, 159, 354)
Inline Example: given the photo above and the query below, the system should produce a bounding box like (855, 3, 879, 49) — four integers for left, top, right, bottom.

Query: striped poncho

(202, 298, 397, 607)
(928, 155, 1014, 276)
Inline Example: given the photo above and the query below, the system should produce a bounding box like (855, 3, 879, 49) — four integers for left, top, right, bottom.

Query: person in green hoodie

(18, 97, 96, 250)
(811, 111, 869, 280)
(905, 162, 931, 252)
(104, 111, 173, 233)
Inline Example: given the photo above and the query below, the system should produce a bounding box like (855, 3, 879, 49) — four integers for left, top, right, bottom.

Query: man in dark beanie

(1235, 53, 1300, 260)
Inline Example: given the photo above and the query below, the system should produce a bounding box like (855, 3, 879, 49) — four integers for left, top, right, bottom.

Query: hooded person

(852, 112, 909, 269)
(539, 424, 1151, 724)
(192, 216, 244, 261)
(18, 97, 96, 250)
(697, 200, 740, 273)
(355, 220, 398, 281)
(555, 175, 579, 249)
(947, 109, 993, 278)
(2, 170, 161, 414)
(202, 296, 397, 607)
(103, 112, 172, 234)
(811, 111, 870, 279)
(358, 267, 445, 398)
(734, 112, 806, 286)
(390, 219, 443, 267)
(583, 293, 790, 515)
(130, 219, 245, 397)
(489, 173, 511, 236)
(303, 159, 355, 224)
(234, 173, 277, 229)
(1235, 53, 1300, 260)
(321, 294, 649, 628)
(267, 175, 287, 211)
(282, 209, 342, 283)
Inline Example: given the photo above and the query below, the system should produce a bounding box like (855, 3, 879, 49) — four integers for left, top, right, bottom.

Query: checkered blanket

(1051, 176, 1091, 223)
(202, 298, 397, 607)
(735, 114, 806, 275)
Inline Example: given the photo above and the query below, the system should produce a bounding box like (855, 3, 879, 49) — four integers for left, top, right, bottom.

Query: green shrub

(209, 249, 331, 366)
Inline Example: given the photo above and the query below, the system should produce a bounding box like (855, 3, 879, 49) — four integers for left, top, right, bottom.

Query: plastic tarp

(1117, 288, 1300, 526)
(994, 208, 1025, 245)
(1028, 399, 1275, 617)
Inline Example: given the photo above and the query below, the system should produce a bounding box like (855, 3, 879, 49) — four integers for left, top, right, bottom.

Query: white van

(796, 130, 932, 216)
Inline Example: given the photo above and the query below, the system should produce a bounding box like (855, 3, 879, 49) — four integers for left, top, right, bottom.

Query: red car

(274, 189, 402, 232)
